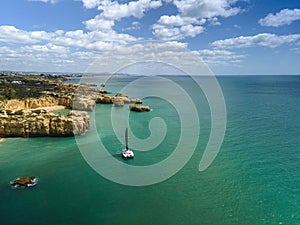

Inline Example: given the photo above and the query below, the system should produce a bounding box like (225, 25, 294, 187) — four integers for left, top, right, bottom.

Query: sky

(0, 0, 300, 75)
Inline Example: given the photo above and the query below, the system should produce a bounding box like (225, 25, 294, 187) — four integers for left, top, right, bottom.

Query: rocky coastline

(0, 109, 90, 137)
(0, 73, 151, 138)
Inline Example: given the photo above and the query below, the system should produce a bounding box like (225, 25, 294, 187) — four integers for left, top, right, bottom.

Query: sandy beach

(35, 105, 66, 111)
(0, 137, 5, 142)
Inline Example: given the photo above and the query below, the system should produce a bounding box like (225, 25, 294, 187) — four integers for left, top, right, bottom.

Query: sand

(35, 105, 66, 111)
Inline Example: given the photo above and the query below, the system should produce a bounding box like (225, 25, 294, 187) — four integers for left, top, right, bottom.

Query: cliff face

(0, 109, 90, 137)
(0, 95, 95, 111)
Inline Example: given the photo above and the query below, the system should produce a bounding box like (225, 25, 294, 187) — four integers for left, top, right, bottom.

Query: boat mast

(125, 128, 129, 150)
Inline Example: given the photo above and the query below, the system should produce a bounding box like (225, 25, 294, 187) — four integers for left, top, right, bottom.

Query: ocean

(0, 75, 299, 225)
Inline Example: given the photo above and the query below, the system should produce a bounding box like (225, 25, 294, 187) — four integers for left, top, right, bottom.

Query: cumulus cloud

(81, 0, 105, 8)
(0, 26, 51, 44)
(83, 0, 162, 33)
(21, 43, 69, 55)
(153, 0, 243, 40)
(0, 41, 209, 74)
(0, 25, 138, 51)
(259, 8, 300, 27)
(211, 33, 300, 49)
(152, 15, 206, 40)
(157, 15, 204, 27)
(173, 0, 242, 18)
(153, 23, 204, 40)
(0, 44, 101, 73)
(198, 49, 246, 65)
(98, 0, 162, 20)
(84, 15, 115, 31)
(86, 41, 212, 75)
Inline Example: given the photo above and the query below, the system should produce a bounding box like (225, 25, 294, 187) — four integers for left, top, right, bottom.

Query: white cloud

(153, 15, 205, 40)
(0, 25, 138, 52)
(153, 0, 243, 40)
(86, 41, 212, 75)
(0, 45, 98, 72)
(0, 26, 51, 44)
(198, 49, 246, 65)
(21, 43, 69, 54)
(83, 0, 162, 35)
(84, 15, 115, 31)
(211, 33, 300, 49)
(81, 0, 106, 8)
(0, 41, 212, 74)
(173, 0, 242, 18)
(259, 8, 300, 27)
(157, 15, 204, 27)
(153, 23, 204, 40)
(99, 0, 162, 20)
(208, 17, 221, 26)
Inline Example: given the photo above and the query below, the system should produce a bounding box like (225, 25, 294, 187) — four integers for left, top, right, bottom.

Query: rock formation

(0, 75, 150, 138)
(96, 95, 115, 104)
(131, 98, 143, 104)
(0, 109, 90, 137)
(129, 104, 151, 112)
(114, 98, 125, 107)
(0, 95, 95, 112)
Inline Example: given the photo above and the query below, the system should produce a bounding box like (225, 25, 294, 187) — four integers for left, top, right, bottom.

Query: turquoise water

(0, 75, 300, 225)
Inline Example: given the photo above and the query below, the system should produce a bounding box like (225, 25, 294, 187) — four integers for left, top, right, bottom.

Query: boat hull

(121, 149, 134, 159)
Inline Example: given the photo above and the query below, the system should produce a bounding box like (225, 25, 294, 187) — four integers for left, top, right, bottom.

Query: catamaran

(121, 128, 134, 159)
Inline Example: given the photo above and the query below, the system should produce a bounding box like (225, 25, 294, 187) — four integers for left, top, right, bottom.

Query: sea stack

(129, 104, 151, 112)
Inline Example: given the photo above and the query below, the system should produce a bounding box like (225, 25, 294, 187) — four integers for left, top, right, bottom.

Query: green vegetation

(0, 73, 62, 100)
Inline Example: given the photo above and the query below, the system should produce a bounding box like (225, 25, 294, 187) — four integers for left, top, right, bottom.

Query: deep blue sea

(0, 75, 299, 225)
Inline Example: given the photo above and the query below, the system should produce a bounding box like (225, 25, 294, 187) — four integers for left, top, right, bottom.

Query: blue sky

(0, 0, 300, 75)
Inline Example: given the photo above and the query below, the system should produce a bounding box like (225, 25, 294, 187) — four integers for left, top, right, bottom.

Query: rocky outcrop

(131, 98, 143, 104)
(114, 98, 125, 107)
(115, 93, 142, 104)
(72, 97, 95, 111)
(96, 95, 115, 104)
(96, 92, 143, 108)
(129, 104, 151, 112)
(0, 95, 95, 112)
(0, 109, 90, 137)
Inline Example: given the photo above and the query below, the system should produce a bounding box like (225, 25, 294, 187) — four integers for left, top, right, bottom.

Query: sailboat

(121, 128, 134, 159)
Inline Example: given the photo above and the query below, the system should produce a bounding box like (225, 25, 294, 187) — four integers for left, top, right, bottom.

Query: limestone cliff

(0, 95, 95, 111)
(0, 109, 90, 137)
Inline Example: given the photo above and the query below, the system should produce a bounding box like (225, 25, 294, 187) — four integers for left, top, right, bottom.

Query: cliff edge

(0, 109, 90, 137)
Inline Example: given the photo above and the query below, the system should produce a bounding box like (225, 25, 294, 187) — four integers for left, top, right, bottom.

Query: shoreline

(35, 105, 67, 111)
(0, 137, 5, 142)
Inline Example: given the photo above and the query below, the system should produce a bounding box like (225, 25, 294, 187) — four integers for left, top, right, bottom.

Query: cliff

(0, 109, 90, 137)
(0, 95, 95, 111)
